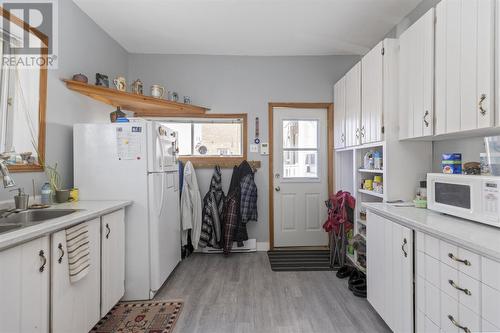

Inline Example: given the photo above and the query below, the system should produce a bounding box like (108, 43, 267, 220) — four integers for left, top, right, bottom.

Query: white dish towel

(65, 222, 90, 283)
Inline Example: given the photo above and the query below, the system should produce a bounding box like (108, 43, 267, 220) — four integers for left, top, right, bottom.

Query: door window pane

(283, 151, 318, 178)
(282, 120, 318, 149)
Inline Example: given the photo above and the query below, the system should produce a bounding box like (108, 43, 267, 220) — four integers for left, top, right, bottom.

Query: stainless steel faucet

(0, 159, 15, 188)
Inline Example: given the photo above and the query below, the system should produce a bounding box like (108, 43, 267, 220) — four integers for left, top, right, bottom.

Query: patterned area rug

(91, 300, 183, 333)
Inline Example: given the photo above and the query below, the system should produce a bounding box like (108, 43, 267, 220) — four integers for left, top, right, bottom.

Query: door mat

(91, 300, 183, 333)
(267, 250, 333, 271)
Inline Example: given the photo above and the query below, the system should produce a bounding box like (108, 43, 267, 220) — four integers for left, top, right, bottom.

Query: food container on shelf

(442, 153, 462, 174)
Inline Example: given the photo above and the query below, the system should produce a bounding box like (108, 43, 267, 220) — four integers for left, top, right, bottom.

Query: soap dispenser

(10, 188, 29, 210)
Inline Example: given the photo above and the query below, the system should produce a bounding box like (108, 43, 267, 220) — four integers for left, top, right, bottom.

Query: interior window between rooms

(162, 117, 244, 157)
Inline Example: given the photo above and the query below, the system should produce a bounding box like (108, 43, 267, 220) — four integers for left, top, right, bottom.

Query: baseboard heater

(200, 238, 257, 254)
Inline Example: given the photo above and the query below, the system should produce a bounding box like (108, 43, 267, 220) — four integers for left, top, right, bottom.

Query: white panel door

(101, 209, 125, 317)
(0, 236, 49, 333)
(362, 41, 384, 144)
(334, 77, 346, 149)
(51, 219, 101, 333)
(345, 63, 362, 147)
(273, 108, 329, 247)
(435, 0, 495, 134)
(400, 8, 435, 138)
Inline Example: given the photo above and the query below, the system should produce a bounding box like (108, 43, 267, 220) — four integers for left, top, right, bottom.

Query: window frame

(151, 113, 247, 167)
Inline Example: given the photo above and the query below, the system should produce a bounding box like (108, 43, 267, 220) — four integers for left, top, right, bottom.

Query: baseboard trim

(257, 242, 270, 252)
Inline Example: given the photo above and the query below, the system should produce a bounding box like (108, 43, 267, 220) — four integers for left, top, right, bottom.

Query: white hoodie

(180, 161, 202, 249)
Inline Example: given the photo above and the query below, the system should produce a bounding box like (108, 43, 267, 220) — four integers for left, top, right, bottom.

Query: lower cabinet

(0, 236, 50, 333)
(367, 211, 413, 333)
(415, 231, 500, 333)
(101, 209, 126, 317)
(51, 218, 101, 333)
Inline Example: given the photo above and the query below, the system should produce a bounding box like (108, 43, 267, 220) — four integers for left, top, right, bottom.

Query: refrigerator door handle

(157, 132, 167, 217)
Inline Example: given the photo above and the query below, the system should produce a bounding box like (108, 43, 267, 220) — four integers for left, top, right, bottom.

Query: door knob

(275, 186, 281, 192)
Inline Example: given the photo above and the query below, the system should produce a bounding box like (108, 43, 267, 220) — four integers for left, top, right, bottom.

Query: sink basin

(0, 224, 21, 234)
(0, 209, 80, 228)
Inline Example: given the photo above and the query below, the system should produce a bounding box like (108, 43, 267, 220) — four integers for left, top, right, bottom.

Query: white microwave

(427, 173, 500, 227)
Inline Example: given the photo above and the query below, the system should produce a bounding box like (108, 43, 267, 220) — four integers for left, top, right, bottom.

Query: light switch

(250, 144, 259, 153)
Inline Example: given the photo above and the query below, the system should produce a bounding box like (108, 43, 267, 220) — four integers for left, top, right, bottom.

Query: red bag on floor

(323, 191, 355, 233)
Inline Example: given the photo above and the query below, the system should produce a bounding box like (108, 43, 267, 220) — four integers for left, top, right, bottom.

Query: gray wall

(128, 54, 359, 242)
(0, 0, 128, 200)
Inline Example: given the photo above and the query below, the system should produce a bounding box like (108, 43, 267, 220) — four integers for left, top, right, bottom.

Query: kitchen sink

(0, 209, 80, 234)
(0, 224, 21, 233)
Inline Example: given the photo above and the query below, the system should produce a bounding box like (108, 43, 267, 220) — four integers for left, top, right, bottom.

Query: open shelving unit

(335, 141, 387, 273)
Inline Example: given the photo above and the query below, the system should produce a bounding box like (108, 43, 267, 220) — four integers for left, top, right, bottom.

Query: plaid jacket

(199, 166, 225, 248)
(222, 190, 239, 255)
(240, 173, 258, 223)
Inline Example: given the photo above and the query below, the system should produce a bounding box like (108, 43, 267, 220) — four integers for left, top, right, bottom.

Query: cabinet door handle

(423, 110, 430, 127)
(105, 223, 111, 239)
(341, 133, 345, 143)
(448, 253, 471, 266)
(361, 126, 366, 137)
(479, 94, 487, 116)
(448, 280, 472, 296)
(355, 128, 360, 138)
(448, 315, 471, 333)
(57, 243, 64, 264)
(401, 238, 408, 258)
(39, 250, 47, 272)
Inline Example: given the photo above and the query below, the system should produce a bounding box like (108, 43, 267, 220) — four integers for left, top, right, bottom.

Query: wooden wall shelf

(180, 158, 261, 171)
(63, 79, 210, 115)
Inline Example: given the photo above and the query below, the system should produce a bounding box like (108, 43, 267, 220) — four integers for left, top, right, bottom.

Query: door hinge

(381, 47, 385, 56)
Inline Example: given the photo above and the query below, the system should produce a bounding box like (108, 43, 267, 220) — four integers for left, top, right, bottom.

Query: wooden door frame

(268, 102, 334, 250)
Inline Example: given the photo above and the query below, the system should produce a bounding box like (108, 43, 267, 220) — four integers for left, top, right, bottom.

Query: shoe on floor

(336, 265, 354, 279)
(352, 283, 367, 298)
(348, 270, 365, 284)
(348, 278, 366, 291)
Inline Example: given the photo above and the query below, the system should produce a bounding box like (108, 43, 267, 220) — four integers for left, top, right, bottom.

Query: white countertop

(363, 203, 500, 262)
(0, 200, 132, 251)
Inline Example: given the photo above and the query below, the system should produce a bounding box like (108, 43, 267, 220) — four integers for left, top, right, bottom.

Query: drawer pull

(448, 279, 472, 296)
(39, 250, 47, 273)
(401, 238, 408, 258)
(448, 315, 471, 333)
(105, 223, 111, 239)
(57, 243, 64, 264)
(448, 253, 471, 266)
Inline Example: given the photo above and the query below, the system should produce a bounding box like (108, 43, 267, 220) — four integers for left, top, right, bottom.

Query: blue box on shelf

(442, 153, 462, 174)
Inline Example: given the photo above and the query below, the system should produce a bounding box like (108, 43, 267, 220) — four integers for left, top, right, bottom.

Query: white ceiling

(73, 0, 422, 56)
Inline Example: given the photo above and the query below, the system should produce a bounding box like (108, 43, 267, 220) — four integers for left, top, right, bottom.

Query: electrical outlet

(250, 144, 259, 153)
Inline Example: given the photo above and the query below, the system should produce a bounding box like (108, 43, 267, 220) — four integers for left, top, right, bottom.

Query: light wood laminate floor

(155, 252, 390, 333)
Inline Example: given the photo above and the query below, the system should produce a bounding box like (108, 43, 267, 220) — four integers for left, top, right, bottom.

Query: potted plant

(45, 163, 70, 203)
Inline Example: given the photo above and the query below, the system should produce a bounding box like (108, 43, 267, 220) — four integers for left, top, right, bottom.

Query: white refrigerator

(74, 119, 181, 300)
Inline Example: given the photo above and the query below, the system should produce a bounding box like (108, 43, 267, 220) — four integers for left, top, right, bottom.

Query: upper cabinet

(361, 41, 384, 144)
(345, 62, 362, 147)
(435, 0, 495, 135)
(334, 76, 346, 149)
(399, 8, 435, 139)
